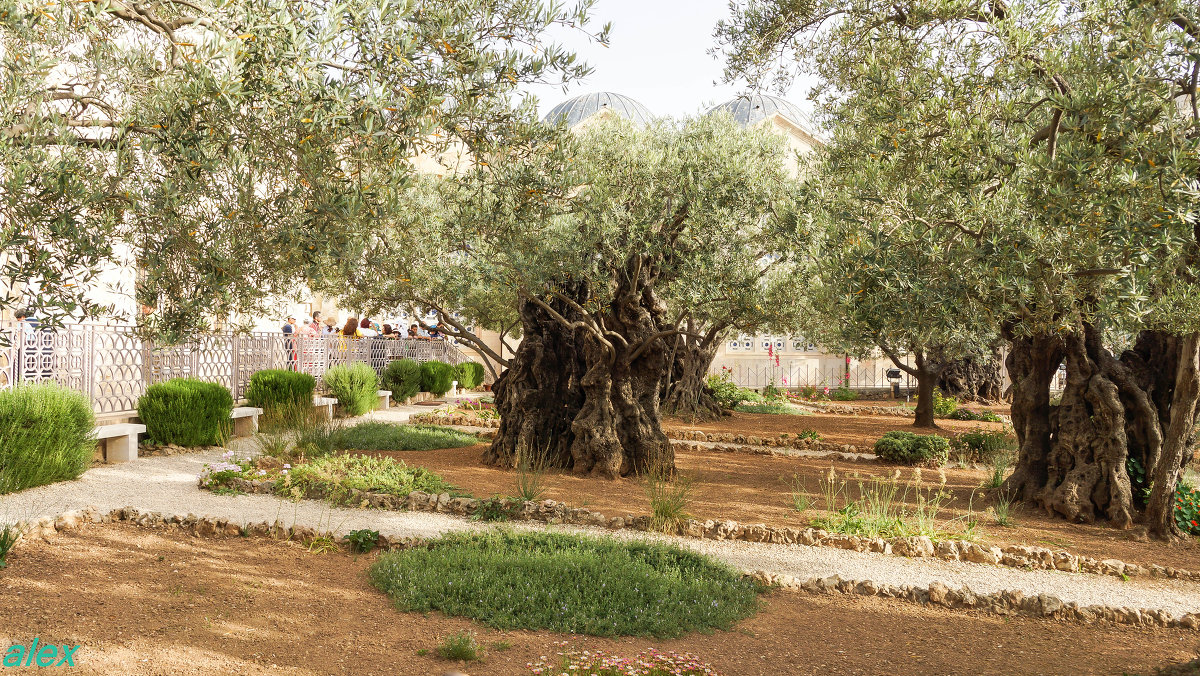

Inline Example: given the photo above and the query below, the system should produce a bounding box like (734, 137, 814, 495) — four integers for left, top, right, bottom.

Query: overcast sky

(521, 0, 812, 120)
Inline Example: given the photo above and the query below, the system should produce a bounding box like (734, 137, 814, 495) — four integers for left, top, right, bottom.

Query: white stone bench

(94, 423, 146, 463)
(313, 396, 337, 421)
(377, 390, 391, 410)
(230, 407, 264, 437)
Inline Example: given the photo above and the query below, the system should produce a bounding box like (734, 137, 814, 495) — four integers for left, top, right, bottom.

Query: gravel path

(2, 414, 1198, 620)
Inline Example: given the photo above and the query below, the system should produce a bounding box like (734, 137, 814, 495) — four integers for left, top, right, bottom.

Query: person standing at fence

(408, 323, 420, 338)
(323, 316, 339, 334)
(282, 316, 298, 371)
(358, 318, 378, 337)
(342, 317, 360, 337)
(309, 311, 322, 333)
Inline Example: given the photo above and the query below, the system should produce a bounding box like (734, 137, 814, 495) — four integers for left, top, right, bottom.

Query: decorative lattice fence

(711, 361, 915, 391)
(0, 322, 474, 416)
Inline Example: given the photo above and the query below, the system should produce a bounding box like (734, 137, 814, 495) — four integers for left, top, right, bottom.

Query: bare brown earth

(370, 410, 1199, 572)
(0, 524, 1195, 676)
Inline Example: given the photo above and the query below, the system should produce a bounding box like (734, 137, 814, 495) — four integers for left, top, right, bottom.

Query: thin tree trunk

(1001, 327, 1064, 502)
(1147, 332, 1200, 539)
(662, 339, 722, 421)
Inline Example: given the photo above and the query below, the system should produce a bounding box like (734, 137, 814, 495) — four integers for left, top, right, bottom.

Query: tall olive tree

(717, 0, 1200, 536)
(1, 0, 604, 336)
(449, 114, 800, 477)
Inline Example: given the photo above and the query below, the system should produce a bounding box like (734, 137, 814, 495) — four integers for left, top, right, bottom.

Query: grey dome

(544, 92, 655, 128)
(706, 94, 816, 133)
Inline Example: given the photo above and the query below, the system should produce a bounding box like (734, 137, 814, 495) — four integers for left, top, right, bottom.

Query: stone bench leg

(106, 433, 139, 463)
(232, 415, 259, 437)
(313, 403, 333, 422)
(377, 392, 391, 410)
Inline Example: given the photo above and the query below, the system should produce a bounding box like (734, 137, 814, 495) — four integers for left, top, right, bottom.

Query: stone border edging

(9, 505, 1197, 632)
(747, 570, 1198, 630)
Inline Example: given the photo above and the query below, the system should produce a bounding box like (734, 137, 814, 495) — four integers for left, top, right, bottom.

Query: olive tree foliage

(0, 0, 605, 338)
(717, 0, 1200, 536)
(446, 114, 801, 477)
(325, 173, 523, 379)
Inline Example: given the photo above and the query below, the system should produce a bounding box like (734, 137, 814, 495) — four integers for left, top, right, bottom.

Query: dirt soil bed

(367, 410, 1198, 572)
(1, 524, 1194, 676)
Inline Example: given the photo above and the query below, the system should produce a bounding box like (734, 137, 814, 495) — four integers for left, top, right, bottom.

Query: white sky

(521, 0, 814, 120)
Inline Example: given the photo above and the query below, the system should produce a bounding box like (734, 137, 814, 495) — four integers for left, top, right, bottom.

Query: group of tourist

(282, 311, 447, 340)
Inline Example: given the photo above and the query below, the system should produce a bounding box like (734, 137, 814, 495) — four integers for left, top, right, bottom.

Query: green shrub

(0, 384, 95, 494)
(705, 373, 742, 409)
(454, 362, 485, 390)
(929, 389, 959, 417)
(0, 525, 16, 568)
(1175, 482, 1199, 536)
(347, 528, 380, 554)
(368, 531, 759, 637)
(383, 359, 422, 401)
(138, 378, 232, 447)
(324, 363, 379, 416)
(954, 428, 1017, 463)
(950, 408, 1003, 423)
(329, 422, 478, 451)
(830, 386, 858, 401)
(420, 360, 456, 397)
(245, 369, 316, 412)
(873, 430, 950, 466)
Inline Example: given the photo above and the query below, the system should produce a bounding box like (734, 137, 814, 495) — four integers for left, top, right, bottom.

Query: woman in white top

(358, 318, 378, 337)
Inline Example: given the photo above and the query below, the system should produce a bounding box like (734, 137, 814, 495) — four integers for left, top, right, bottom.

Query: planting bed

(356, 409, 1198, 573)
(0, 522, 1194, 676)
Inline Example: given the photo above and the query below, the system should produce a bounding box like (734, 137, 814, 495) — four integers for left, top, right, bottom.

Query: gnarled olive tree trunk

(935, 349, 1003, 403)
(1004, 323, 1199, 538)
(483, 289, 584, 470)
(661, 338, 723, 422)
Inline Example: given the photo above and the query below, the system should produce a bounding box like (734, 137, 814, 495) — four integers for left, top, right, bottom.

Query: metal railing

(711, 361, 915, 391)
(0, 322, 474, 416)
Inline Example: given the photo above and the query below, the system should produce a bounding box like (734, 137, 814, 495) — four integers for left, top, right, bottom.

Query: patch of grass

(369, 531, 759, 638)
(0, 525, 17, 568)
(307, 534, 340, 554)
(810, 467, 963, 539)
(330, 422, 478, 452)
(954, 428, 1018, 464)
(645, 470, 692, 533)
(278, 453, 464, 503)
(490, 640, 512, 652)
(733, 402, 809, 416)
(514, 443, 551, 502)
(436, 631, 482, 662)
(982, 452, 1013, 489)
(255, 433, 292, 459)
(788, 474, 812, 514)
(992, 490, 1017, 527)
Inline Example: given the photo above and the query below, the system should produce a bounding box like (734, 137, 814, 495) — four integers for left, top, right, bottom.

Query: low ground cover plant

(645, 470, 692, 533)
(705, 371, 763, 410)
(330, 422, 479, 451)
(874, 431, 950, 466)
(829, 386, 858, 401)
(528, 649, 720, 675)
(199, 451, 462, 504)
(0, 384, 95, 494)
(324, 363, 379, 416)
(382, 359, 422, 401)
(949, 408, 1003, 422)
(732, 402, 808, 416)
(420, 360, 457, 397)
(369, 531, 759, 637)
(138, 378, 232, 447)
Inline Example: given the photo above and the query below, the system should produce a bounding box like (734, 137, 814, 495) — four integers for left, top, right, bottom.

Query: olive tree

(717, 0, 1200, 536)
(1, 0, 604, 336)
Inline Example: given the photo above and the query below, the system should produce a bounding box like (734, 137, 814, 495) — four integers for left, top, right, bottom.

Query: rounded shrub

(419, 360, 456, 397)
(383, 359, 422, 401)
(138, 378, 233, 447)
(368, 531, 760, 638)
(324, 362, 380, 417)
(0, 384, 95, 494)
(874, 430, 950, 466)
(454, 362, 485, 390)
(245, 369, 316, 411)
